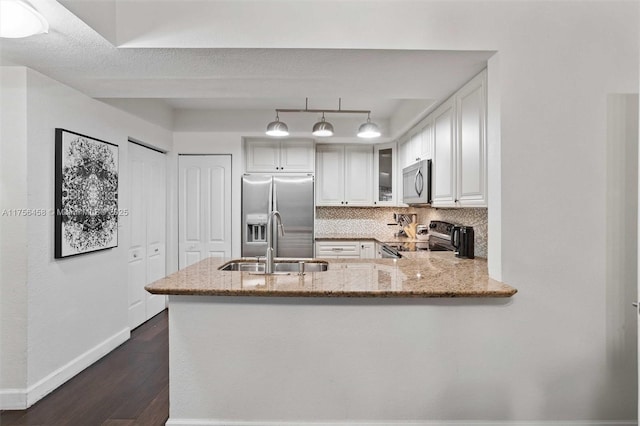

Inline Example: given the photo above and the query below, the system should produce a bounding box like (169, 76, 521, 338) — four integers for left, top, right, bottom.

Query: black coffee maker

(451, 226, 475, 259)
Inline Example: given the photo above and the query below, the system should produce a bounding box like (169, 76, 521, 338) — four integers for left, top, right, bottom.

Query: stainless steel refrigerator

(241, 174, 314, 258)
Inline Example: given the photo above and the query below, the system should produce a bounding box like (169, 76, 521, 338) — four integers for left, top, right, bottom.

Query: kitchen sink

(218, 259, 329, 274)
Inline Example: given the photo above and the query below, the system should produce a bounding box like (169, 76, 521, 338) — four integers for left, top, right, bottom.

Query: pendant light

(265, 113, 289, 137)
(0, 0, 49, 38)
(311, 113, 334, 137)
(357, 113, 381, 139)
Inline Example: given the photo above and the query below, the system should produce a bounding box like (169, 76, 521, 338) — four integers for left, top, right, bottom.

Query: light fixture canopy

(266, 98, 380, 139)
(265, 113, 289, 137)
(357, 113, 381, 139)
(0, 0, 49, 39)
(312, 113, 334, 137)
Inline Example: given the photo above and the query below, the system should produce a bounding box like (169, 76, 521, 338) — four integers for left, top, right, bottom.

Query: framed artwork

(55, 129, 119, 258)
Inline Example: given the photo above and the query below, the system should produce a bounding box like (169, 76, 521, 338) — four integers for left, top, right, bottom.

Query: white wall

(0, 67, 29, 407)
(605, 94, 638, 414)
(171, 1, 640, 422)
(97, 98, 175, 131)
(0, 67, 173, 408)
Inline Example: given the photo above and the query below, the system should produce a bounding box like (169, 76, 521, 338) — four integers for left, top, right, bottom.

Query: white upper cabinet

(431, 97, 456, 206)
(420, 118, 434, 161)
(280, 139, 316, 172)
(373, 142, 397, 206)
(398, 118, 434, 170)
(431, 70, 487, 208)
(316, 145, 345, 205)
(246, 138, 314, 173)
(246, 140, 280, 172)
(395, 70, 487, 208)
(344, 145, 374, 206)
(316, 144, 373, 206)
(456, 70, 487, 207)
(408, 131, 422, 164)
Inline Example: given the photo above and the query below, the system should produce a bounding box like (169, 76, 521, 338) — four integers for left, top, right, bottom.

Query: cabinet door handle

(345, 201, 348, 205)
(633, 302, 638, 308)
(331, 248, 344, 251)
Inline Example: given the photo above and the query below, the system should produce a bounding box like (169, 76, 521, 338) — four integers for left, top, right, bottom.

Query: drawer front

(315, 241, 361, 257)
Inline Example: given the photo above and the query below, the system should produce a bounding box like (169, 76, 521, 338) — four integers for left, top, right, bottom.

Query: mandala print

(61, 137, 118, 252)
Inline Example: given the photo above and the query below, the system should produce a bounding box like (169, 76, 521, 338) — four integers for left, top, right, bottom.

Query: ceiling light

(266, 98, 381, 139)
(357, 113, 381, 139)
(312, 113, 334, 137)
(265, 113, 289, 137)
(0, 0, 49, 39)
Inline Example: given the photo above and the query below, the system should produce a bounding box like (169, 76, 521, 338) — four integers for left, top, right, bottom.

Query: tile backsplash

(315, 206, 488, 258)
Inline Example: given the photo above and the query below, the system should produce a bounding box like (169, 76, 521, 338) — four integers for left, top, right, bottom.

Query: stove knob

(429, 223, 437, 228)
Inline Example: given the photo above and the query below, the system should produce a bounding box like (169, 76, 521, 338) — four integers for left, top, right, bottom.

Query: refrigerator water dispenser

(246, 213, 268, 242)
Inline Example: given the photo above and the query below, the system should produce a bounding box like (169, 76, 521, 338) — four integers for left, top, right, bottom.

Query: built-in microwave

(402, 159, 431, 205)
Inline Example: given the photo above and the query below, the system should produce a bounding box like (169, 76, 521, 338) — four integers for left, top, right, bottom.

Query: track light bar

(265, 98, 380, 139)
(275, 98, 370, 115)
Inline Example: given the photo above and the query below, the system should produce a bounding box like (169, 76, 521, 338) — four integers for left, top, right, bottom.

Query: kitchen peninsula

(146, 254, 516, 425)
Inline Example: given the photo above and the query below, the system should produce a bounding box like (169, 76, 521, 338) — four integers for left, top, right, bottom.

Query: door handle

(414, 168, 423, 197)
(633, 302, 638, 308)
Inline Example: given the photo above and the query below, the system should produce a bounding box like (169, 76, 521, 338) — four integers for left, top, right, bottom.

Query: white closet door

(145, 150, 167, 319)
(127, 148, 147, 329)
(178, 155, 232, 269)
(127, 143, 167, 330)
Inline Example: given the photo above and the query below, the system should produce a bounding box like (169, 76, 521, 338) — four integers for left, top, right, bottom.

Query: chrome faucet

(265, 210, 285, 274)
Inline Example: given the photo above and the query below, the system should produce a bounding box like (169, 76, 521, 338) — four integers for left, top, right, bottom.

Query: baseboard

(0, 389, 28, 410)
(166, 421, 637, 426)
(23, 327, 130, 408)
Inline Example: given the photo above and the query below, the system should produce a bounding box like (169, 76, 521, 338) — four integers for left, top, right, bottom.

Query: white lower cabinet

(359, 241, 375, 259)
(315, 240, 377, 259)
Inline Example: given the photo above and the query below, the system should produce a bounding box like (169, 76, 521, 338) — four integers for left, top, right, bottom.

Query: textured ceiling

(0, 0, 494, 133)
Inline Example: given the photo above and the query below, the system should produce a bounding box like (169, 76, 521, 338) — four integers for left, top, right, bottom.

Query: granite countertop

(145, 252, 517, 298)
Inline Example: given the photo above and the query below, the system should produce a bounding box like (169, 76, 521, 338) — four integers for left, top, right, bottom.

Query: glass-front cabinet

(373, 142, 397, 206)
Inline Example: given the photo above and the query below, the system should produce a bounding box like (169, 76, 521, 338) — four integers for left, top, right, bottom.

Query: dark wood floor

(0, 310, 169, 426)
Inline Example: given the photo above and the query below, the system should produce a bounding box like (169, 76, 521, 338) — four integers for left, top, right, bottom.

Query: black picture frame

(55, 129, 119, 259)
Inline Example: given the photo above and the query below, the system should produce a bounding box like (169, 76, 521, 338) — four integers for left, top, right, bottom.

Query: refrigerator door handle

(273, 183, 286, 236)
(272, 177, 278, 253)
(272, 177, 277, 212)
